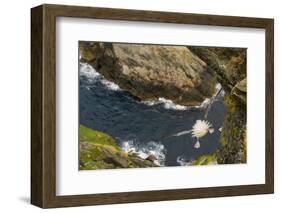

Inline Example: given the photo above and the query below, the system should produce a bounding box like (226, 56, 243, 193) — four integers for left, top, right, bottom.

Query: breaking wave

(141, 96, 214, 111)
(80, 62, 224, 112)
(140, 83, 224, 111)
(176, 156, 193, 166)
(215, 83, 225, 97)
(141, 97, 188, 111)
(80, 62, 121, 91)
(80, 62, 226, 166)
(121, 140, 166, 166)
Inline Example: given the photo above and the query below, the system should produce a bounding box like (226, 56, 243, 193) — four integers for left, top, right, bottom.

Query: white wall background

(0, 0, 279, 212)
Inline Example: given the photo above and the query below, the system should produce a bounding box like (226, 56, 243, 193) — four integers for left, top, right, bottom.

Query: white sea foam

(159, 98, 189, 110)
(194, 83, 225, 109)
(79, 62, 101, 81)
(215, 83, 225, 97)
(176, 156, 193, 166)
(215, 83, 222, 91)
(142, 96, 214, 111)
(80, 62, 225, 109)
(100, 79, 120, 91)
(195, 98, 211, 109)
(121, 140, 166, 166)
(79, 62, 121, 91)
(142, 97, 188, 111)
(140, 83, 225, 111)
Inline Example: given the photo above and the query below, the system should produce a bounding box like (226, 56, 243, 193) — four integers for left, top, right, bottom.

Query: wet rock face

(231, 78, 247, 105)
(188, 47, 246, 91)
(216, 94, 247, 164)
(80, 42, 217, 106)
(208, 47, 246, 87)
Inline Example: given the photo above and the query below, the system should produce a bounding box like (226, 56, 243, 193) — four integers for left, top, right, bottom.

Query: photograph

(29, 3, 274, 208)
(78, 41, 247, 170)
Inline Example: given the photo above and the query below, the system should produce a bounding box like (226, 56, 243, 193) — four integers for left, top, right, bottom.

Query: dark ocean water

(79, 63, 226, 166)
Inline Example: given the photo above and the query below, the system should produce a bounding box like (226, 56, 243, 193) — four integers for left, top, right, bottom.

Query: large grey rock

(80, 42, 217, 106)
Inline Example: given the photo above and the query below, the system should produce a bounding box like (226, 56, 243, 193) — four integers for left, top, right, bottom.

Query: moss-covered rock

(231, 78, 247, 104)
(215, 94, 247, 164)
(192, 154, 217, 165)
(79, 125, 158, 170)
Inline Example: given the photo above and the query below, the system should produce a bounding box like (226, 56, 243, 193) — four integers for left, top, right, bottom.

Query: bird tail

(172, 130, 192, 137)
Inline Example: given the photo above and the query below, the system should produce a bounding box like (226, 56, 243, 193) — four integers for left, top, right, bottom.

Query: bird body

(173, 120, 214, 149)
(191, 120, 214, 138)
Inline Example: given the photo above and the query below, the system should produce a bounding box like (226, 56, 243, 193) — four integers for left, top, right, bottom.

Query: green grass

(79, 125, 120, 150)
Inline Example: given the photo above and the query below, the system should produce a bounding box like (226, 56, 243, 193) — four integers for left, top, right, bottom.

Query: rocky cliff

(79, 125, 158, 170)
(189, 46, 247, 164)
(80, 42, 217, 106)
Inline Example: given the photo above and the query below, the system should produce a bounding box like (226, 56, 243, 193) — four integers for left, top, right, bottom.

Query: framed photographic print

(31, 4, 274, 208)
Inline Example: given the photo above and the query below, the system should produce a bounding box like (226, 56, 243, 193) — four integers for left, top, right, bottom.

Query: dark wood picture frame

(31, 4, 274, 208)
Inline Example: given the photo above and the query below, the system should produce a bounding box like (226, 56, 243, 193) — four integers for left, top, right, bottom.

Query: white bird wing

(173, 130, 192, 137)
